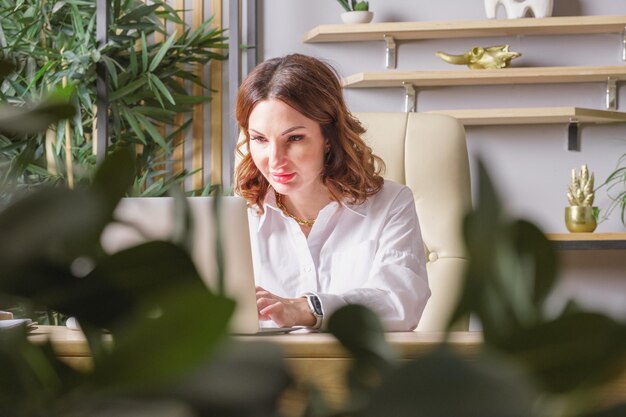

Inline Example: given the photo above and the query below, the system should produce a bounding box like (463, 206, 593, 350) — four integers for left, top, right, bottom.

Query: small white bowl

(341, 11, 374, 24)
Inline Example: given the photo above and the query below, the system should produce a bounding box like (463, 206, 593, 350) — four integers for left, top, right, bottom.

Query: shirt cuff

(307, 292, 348, 331)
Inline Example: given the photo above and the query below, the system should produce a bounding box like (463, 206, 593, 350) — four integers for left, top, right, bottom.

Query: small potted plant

(565, 164, 598, 233)
(337, 0, 373, 24)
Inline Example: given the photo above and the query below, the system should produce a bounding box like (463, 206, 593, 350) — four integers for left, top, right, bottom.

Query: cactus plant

(567, 164, 595, 207)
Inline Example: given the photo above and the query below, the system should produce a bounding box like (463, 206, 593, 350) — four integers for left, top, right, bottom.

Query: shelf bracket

(567, 119, 580, 151)
(606, 78, 617, 110)
(403, 82, 416, 112)
(384, 35, 397, 69)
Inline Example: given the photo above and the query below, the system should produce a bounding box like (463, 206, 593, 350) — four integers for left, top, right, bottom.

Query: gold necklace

(275, 191, 316, 228)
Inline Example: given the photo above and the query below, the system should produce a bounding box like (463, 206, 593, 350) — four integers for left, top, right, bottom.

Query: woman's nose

(269, 142, 287, 168)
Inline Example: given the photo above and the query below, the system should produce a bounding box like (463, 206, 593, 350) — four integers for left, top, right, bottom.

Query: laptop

(100, 196, 303, 334)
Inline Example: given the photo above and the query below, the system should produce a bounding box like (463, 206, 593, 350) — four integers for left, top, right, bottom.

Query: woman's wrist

(295, 297, 316, 327)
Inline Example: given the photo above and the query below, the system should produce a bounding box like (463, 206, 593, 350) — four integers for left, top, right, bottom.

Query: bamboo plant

(0, 0, 227, 202)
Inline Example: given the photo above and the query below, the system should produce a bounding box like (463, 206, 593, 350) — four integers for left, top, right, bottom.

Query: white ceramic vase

(340, 11, 373, 24)
(484, 0, 553, 19)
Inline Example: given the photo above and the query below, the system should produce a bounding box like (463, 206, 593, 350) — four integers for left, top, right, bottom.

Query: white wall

(255, 0, 626, 318)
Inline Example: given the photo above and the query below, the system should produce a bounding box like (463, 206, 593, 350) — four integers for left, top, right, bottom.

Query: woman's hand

(256, 286, 316, 327)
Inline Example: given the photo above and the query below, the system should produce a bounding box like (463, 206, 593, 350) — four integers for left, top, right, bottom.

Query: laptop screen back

(100, 196, 259, 334)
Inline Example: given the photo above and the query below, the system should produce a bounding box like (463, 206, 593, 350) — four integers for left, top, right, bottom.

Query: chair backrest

(354, 112, 472, 331)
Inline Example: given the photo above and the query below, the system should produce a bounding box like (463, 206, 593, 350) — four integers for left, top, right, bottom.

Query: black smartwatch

(304, 294, 323, 329)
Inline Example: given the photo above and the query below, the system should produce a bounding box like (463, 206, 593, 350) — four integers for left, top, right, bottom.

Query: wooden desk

(28, 326, 625, 415)
(29, 325, 481, 413)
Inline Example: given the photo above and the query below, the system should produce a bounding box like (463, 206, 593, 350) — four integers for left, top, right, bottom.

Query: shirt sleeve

(313, 187, 431, 331)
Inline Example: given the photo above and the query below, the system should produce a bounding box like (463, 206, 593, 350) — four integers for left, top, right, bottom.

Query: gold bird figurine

(436, 45, 521, 70)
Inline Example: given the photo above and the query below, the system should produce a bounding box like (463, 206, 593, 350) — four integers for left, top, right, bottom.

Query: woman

(235, 54, 429, 331)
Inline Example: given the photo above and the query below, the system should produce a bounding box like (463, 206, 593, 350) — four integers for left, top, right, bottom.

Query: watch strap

(304, 294, 323, 329)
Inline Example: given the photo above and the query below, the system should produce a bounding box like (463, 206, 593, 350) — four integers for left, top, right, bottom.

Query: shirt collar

(255, 188, 368, 231)
(341, 200, 368, 217)
(256, 188, 282, 231)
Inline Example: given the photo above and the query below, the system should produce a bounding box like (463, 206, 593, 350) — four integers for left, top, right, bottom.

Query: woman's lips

(271, 172, 296, 184)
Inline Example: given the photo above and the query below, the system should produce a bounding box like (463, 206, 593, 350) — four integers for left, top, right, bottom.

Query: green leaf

(329, 305, 397, 365)
(141, 32, 148, 72)
(361, 347, 536, 417)
(92, 145, 136, 214)
(116, 3, 161, 25)
(354, 0, 369, 11)
(499, 312, 626, 394)
(133, 105, 175, 120)
(51, 1, 66, 13)
(0, 326, 81, 415)
(121, 108, 147, 144)
(149, 29, 177, 72)
(128, 44, 138, 76)
(336, 0, 351, 12)
(91, 280, 235, 390)
(579, 404, 626, 417)
(101, 56, 119, 88)
(0, 187, 105, 284)
(146, 340, 291, 416)
(134, 112, 169, 151)
(328, 305, 397, 404)
(109, 77, 148, 102)
(509, 219, 557, 305)
(148, 73, 175, 106)
(0, 100, 75, 136)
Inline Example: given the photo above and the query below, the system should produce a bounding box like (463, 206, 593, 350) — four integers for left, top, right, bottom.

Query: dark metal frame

(95, 0, 109, 164)
(225, 0, 257, 188)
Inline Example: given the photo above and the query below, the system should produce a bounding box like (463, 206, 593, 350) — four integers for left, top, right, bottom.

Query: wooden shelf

(342, 65, 626, 88)
(546, 233, 626, 250)
(425, 107, 626, 125)
(304, 15, 626, 43)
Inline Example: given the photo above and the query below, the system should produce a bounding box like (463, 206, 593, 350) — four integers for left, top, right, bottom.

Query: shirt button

(304, 265, 312, 272)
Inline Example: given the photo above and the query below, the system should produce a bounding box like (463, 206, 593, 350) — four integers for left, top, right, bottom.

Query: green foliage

(0, 147, 290, 417)
(322, 159, 626, 417)
(327, 306, 537, 417)
(336, 0, 369, 12)
(0, 0, 227, 199)
(598, 153, 626, 226)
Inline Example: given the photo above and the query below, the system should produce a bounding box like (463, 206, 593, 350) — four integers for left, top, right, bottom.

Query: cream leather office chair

(354, 112, 472, 331)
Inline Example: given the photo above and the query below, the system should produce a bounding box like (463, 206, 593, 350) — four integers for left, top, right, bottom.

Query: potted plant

(336, 0, 373, 24)
(565, 164, 598, 232)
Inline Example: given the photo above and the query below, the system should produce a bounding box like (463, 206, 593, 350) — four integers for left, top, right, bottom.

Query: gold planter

(565, 206, 597, 233)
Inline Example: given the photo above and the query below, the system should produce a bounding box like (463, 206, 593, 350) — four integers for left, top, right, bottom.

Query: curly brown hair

(234, 54, 385, 210)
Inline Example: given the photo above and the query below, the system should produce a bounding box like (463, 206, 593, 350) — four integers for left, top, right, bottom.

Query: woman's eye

(250, 136, 266, 143)
(288, 135, 304, 142)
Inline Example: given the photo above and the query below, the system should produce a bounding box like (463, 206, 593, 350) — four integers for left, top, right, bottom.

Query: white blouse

(248, 180, 430, 331)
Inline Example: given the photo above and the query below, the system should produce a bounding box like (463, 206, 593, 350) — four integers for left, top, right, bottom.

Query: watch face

(310, 295, 323, 316)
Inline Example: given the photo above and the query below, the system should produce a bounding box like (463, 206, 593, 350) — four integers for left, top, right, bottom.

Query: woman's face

(248, 99, 327, 198)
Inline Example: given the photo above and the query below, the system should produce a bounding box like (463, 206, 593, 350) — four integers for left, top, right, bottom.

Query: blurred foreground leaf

(0, 326, 82, 417)
(362, 347, 536, 417)
(449, 157, 626, 412)
(328, 304, 397, 406)
(0, 85, 76, 136)
(500, 312, 626, 394)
